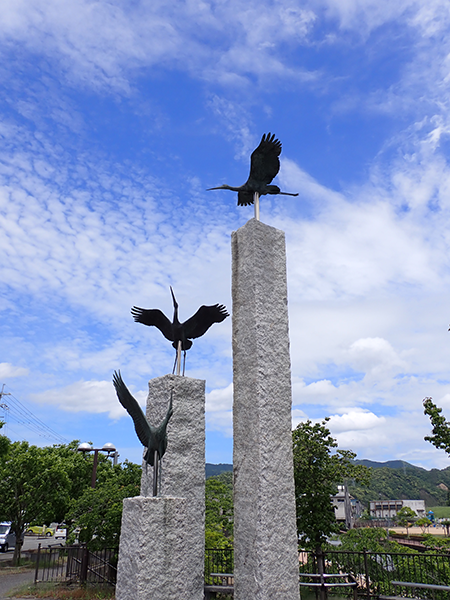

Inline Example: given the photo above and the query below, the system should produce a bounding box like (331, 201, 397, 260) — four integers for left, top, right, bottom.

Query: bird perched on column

(131, 287, 229, 375)
(207, 132, 298, 206)
(112, 370, 173, 496)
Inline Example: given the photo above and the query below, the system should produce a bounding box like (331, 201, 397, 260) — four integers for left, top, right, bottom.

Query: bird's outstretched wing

(183, 304, 229, 339)
(249, 132, 281, 186)
(112, 371, 150, 448)
(131, 307, 173, 341)
(237, 190, 255, 206)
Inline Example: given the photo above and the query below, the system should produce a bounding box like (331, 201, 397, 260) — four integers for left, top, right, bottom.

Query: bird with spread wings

(112, 370, 173, 496)
(131, 287, 229, 375)
(207, 132, 298, 206)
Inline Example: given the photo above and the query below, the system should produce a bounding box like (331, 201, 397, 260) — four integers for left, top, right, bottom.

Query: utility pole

(0, 384, 11, 423)
(0, 384, 11, 402)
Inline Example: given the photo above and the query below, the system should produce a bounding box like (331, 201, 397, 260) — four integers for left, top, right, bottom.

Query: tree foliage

(395, 506, 416, 537)
(66, 460, 141, 550)
(338, 527, 411, 553)
(205, 471, 233, 548)
(0, 439, 72, 564)
(415, 516, 432, 533)
(423, 397, 450, 455)
(292, 418, 370, 550)
(0, 435, 142, 561)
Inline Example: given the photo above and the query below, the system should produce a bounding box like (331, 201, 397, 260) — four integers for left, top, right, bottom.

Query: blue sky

(2, 0, 450, 470)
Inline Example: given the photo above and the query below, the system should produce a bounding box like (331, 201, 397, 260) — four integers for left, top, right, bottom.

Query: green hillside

(350, 461, 450, 507)
(206, 461, 450, 508)
(205, 463, 232, 478)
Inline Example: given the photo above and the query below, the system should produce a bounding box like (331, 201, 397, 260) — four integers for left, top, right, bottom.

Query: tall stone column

(116, 374, 205, 600)
(232, 218, 300, 600)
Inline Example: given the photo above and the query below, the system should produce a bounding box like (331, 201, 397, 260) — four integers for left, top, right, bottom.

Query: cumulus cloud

(206, 384, 233, 436)
(327, 409, 386, 433)
(346, 337, 408, 378)
(31, 379, 147, 419)
(0, 363, 29, 379)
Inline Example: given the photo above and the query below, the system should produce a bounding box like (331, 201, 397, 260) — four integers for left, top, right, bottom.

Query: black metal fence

(205, 547, 234, 585)
(205, 547, 450, 599)
(299, 549, 450, 599)
(34, 545, 118, 586)
(34, 545, 450, 597)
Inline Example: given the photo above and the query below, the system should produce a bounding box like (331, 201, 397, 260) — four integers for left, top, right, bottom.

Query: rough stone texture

(140, 374, 205, 503)
(232, 218, 300, 600)
(116, 496, 203, 600)
(116, 375, 205, 600)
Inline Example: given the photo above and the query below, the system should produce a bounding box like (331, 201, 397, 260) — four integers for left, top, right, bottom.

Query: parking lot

(0, 534, 65, 561)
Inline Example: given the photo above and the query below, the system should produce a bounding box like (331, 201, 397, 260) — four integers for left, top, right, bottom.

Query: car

(0, 522, 23, 552)
(54, 526, 67, 540)
(26, 525, 54, 537)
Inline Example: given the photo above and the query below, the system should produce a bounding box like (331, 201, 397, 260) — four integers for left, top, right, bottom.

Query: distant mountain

(206, 463, 232, 478)
(350, 461, 450, 507)
(206, 460, 450, 507)
(354, 459, 426, 471)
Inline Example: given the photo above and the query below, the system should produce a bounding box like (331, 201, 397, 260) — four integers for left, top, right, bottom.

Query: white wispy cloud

(31, 378, 147, 420)
(0, 363, 29, 379)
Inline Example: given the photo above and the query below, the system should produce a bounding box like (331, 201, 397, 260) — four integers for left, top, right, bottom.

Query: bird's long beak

(206, 185, 226, 191)
(170, 286, 178, 309)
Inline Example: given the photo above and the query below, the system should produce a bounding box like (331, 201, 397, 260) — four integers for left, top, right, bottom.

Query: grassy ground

(9, 583, 115, 600)
(427, 506, 450, 519)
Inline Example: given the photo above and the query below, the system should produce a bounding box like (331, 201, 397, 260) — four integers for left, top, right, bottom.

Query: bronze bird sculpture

(112, 370, 173, 496)
(207, 132, 298, 206)
(131, 287, 229, 375)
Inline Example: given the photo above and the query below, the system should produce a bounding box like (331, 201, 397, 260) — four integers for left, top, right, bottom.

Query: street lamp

(77, 442, 118, 488)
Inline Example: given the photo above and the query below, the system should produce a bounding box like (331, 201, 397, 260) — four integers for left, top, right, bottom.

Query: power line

(0, 384, 69, 445)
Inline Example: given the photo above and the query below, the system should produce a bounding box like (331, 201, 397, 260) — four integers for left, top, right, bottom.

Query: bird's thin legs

(176, 340, 182, 376)
(254, 192, 260, 220)
(172, 352, 177, 375)
(182, 350, 186, 376)
(152, 450, 159, 497)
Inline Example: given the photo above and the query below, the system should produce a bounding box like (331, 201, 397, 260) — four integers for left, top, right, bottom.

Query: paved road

(0, 570, 35, 599)
(0, 536, 65, 562)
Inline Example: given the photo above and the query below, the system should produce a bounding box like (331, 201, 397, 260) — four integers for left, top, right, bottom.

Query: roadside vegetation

(11, 582, 115, 599)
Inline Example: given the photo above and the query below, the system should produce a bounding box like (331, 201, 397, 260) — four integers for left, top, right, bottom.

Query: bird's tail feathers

(266, 185, 280, 195)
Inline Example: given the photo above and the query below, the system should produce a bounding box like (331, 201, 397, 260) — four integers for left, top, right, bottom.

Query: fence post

(316, 548, 327, 600)
(363, 549, 371, 600)
(80, 545, 89, 584)
(34, 543, 41, 584)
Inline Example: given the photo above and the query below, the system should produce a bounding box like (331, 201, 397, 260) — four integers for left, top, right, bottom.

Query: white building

(332, 486, 363, 527)
(369, 499, 426, 519)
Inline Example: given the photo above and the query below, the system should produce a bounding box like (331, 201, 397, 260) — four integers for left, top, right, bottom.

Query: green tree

(66, 460, 141, 550)
(339, 527, 410, 553)
(441, 519, 450, 536)
(205, 471, 233, 548)
(0, 439, 72, 564)
(395, 506, 416, 537)
(423, 397, 450, 454)
(416, 516, 432, 533)
(292, 419, 370, 551)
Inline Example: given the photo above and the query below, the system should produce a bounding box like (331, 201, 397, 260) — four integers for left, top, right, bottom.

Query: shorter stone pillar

(116, 374, 205, 600)
(116, 497, 201, 600)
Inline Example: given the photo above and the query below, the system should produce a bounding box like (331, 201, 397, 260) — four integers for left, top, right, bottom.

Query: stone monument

(116, 374, 205, 600)
(232, 218, 300, 600)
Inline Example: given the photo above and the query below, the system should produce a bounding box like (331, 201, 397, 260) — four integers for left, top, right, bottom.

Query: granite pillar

(232, 218, 300, 600)
(116, 374, 205, 600)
